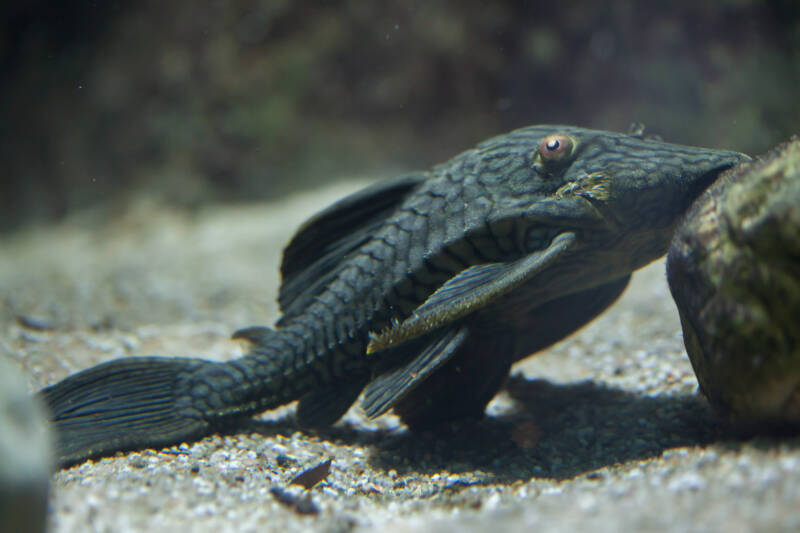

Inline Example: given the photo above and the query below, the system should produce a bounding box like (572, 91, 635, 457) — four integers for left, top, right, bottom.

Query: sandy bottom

(1, 181, 798, 533)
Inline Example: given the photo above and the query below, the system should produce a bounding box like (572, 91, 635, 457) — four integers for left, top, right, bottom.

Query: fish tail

(42, 325, 338, 467)
(40, 356, 218, 467)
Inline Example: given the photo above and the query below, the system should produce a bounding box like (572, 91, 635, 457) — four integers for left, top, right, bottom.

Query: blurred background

(1, 0, 798, 233)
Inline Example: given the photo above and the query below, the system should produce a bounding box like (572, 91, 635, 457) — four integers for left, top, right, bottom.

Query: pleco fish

(41, 125, 749, 467)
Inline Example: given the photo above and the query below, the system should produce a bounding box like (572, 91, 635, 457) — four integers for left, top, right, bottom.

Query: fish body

(42, 125, 748, 466)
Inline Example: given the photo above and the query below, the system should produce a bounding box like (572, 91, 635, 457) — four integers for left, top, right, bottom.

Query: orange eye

(538, 134, 574, 161)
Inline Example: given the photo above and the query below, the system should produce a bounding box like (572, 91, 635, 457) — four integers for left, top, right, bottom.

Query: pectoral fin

(362, 325, 469, 419)
(367, 231, 577, 353)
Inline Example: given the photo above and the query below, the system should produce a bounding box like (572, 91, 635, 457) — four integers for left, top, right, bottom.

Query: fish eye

(538, 134, 574, 161)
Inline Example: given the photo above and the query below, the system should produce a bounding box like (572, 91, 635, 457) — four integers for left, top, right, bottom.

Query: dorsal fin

(278, 173, 427, 319)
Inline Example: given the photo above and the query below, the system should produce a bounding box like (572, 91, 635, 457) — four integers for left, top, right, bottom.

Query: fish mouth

(686, 152, 751, 202)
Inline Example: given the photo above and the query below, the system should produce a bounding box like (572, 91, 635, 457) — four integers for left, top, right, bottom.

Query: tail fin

(40, 356, 213, 467)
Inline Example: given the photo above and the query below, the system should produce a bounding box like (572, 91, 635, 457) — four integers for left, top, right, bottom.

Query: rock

(667, 137, 800, 428)
(0, 356, 53, 533)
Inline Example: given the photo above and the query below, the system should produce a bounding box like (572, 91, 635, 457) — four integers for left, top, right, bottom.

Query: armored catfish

(41, 125, 749, 467)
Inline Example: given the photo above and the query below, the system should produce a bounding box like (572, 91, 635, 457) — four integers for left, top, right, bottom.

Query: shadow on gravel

(366, 377, 728, 482)
(246, 375, 740, 483)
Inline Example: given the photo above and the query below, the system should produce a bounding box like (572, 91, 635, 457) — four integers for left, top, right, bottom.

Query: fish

(40, 125, 749, 467)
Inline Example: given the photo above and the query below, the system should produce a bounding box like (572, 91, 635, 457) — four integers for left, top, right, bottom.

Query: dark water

(1, 1, 798, 232)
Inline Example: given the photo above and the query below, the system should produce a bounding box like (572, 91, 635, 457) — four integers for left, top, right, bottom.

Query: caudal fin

(40, 356, 213, 467)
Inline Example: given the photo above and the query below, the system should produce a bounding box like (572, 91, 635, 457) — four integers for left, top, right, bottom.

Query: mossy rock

(667, 137, 800, 429)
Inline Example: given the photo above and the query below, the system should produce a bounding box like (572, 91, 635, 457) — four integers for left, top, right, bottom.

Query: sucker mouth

(690, 154, 751, 200)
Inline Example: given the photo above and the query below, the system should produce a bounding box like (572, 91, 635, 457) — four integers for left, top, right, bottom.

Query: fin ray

(362, 326, 469, 419)
(279, 174, 426, 319)
(368, 232, 577, 353)
(40, 356, 213, 467)
(296, 375, 368, 428)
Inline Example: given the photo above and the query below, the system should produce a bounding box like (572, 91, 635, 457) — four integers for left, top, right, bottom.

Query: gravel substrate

(1, 181, 798, 533)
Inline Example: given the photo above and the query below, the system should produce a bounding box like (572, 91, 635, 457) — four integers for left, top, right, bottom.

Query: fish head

(528, 125, 750, 233)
